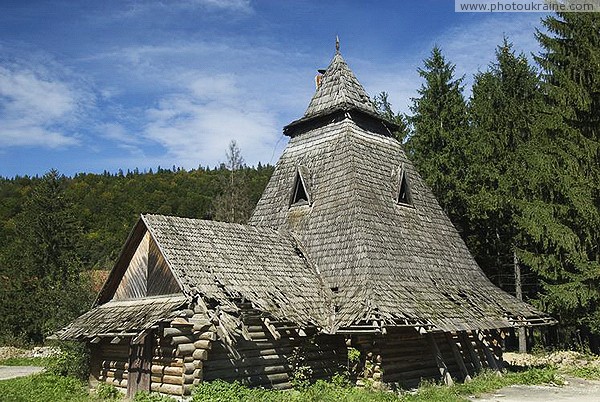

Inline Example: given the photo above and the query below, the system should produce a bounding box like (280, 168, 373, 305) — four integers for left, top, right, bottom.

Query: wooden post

(514, 249, 527, 353)
(427, 333, 453, 386)
(445, 332, 471, 382)
(127, 334, 152, 398)
(476, 331, 502, 376)
(459, 331, 482, 373)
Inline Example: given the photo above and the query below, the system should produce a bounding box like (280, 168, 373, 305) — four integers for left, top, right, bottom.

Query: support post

(427, 333, 453, 386)
(476, 331, 502, 376)
(459, 331, 482, 373)
(445, 332, 471, 382)
(514, 248, 527, 353)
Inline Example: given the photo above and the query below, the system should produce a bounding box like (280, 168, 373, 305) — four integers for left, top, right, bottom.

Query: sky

(0, 0, 550, 178)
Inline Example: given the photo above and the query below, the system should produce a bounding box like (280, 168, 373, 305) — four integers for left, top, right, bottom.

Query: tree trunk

(514, 249, 527, 353)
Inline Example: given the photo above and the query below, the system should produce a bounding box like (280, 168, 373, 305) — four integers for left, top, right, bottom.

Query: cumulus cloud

(0, 65, 82, 148)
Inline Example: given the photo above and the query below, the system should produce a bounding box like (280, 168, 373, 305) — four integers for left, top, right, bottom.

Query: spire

(303, 48, 377, 119)
(335, 35, 340, 53)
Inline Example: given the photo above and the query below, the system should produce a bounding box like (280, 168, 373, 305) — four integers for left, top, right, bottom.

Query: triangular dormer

(397, 167, 413, 206)
(290, 167, 311, 207)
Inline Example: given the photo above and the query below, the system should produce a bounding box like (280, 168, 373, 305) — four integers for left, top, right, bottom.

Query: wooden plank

(427, 332, 453, 386)
(459, 331, 482, 373)
(445, 332, 471, 382)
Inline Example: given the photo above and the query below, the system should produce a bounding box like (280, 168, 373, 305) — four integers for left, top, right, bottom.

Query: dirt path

(0, 365, 44, 381)
(471, 376, 600, 402)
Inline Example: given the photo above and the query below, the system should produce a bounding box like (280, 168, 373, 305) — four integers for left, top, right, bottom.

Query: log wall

(353, 328, 504, 389)
(203, 307, 347, 389)
(96, 342, 130, 389)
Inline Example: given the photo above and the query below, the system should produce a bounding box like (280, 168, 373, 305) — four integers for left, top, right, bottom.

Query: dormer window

(290, 167, 311, 207)
(397, 167, 413, 206)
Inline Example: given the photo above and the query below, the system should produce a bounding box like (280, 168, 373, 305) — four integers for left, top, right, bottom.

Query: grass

(0, 373, 95, 402)
(0, 356, 51, 366)
(0, 362, 575, 402)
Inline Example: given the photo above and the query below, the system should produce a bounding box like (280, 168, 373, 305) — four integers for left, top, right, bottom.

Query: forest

(0, 12, 598, 352)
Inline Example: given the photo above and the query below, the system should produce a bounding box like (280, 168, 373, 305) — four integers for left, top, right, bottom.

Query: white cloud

(0, 65, 82, 148)
(143, 73, 281, 168)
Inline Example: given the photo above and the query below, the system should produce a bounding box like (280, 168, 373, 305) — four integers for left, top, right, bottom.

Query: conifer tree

(373, 91, 409, 142)
(407, 46, 469, 231)
(467, 40, 543, 292)
(519, 12, 600, 345)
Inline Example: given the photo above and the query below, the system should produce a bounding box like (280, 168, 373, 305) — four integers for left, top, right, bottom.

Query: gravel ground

(470, 376, 600, 402)
(0, 365, 45, 381)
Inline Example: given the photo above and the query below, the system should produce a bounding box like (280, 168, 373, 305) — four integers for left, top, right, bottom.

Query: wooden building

(56, 46, 554, 397)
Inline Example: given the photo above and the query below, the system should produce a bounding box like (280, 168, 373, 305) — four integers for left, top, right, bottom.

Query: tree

(407, 46, 470, 231)
(517, 12, 600, 348)
(467, 39, 544, 352)
(212, 141, 253, 223)
(0, 170, 93, 343)
(373, 91, 409, 142)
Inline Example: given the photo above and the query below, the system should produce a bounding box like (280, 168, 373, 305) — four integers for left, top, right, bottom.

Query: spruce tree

(467, 40, 543, 293)
(519, 12, 600, 346)
(407, 46, 469, 231)
(373, 91, 409, 142)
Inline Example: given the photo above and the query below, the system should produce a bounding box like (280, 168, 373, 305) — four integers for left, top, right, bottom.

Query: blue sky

(0, 0, 549, 177)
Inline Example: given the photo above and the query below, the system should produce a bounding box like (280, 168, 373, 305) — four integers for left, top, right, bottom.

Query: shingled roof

(250, 50, 552, 332)
(141, 215, 332, 329)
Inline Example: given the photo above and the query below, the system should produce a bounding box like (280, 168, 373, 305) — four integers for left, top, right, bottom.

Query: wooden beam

(476, 331, 502, 375)
(445, 332, 471, 382)
(459, 331, 482, 373)
(427, 333, 453, 386)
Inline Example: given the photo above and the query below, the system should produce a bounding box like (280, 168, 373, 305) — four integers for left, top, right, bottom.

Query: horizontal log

(101, 360, 128, 370)
(205, 354, 288, 370)
(193, 349, 208, 360)
(151, 374, 183, 385)
(171, 335, 196, 345)
(151, 365, 183, 376)
(100, 369, 128, 379)
(99, 377, 127, 388)
(163, 327, 193, 337)
(197, 331, 217, 341)
(177, 343, 196, 356)
(193, 339, 212, 349)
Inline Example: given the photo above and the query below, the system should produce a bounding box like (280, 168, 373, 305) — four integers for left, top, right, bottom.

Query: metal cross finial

(335, 35, 340, 52)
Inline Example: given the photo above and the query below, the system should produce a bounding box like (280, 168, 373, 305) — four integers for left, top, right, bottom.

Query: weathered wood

(150, 365, 183, 376)
(176, 343, 196, 356)
(150, 382, 188, 396)
(163, 327, 193, 337)
(478, 331, 502, 374)
(193, 339, 212, 349)
(445, 332, 471, 382)
(151, 374, 185, 385)
(170, 335, 196, 345)
(192, 349, 208, 360)
(427, 333, 453, 386)
(197, 331, 217, 341)
(99, 376, 128, 388)
(459, 331, 482, 372)
(127, 335, 152, 398)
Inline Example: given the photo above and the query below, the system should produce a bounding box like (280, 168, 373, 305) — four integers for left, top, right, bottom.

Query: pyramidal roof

(304, 51, 377, 118)
(250, 49, 552, 332)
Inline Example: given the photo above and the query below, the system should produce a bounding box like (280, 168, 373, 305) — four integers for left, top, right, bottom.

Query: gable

(97, 219, 183, 305)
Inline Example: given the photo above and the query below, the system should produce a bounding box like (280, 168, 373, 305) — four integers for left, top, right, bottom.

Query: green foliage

(373, 91, 410, 143)
(0, 163, 273, 345)
(0, 373, 91, 402)
(95, 383, 122, 400)
(406, 46, 469, 230)
(45, 342, 90, 381)
(132, 391, 176, 402)
(565, 365, 600, 380)
(521, 12, 600, 340)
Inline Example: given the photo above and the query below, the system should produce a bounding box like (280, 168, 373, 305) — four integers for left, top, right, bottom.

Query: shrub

(45, 341, 90, 381)
(96, 382, 122, 400)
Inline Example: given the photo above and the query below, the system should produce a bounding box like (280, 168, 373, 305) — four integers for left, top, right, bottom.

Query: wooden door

(127, 333, 152, 398)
